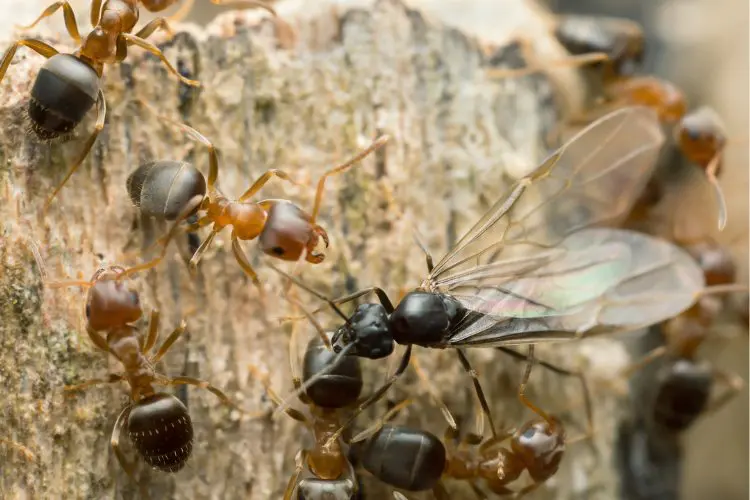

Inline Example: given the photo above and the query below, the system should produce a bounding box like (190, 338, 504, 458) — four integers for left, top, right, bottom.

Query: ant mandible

(5, 0, 200, 211)
(120, 111, 389, 289)
(47, 266, 247, 484)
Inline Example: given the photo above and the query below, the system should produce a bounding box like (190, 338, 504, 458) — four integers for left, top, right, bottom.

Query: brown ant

(120, 111, 389, 288)
(5, 0, 201, 211)
(46, 266, 247, 487)
(137, 0, 277, 22)
(247, 298, 411, 500)
(352, 345, 594, 498)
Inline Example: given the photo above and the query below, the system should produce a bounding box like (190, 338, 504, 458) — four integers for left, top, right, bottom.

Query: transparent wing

(428, 106, 666, 283)
(445, 228, 705, 347)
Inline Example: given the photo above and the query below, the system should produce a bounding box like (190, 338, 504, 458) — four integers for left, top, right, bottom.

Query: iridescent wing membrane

(423, 106, 705, 346)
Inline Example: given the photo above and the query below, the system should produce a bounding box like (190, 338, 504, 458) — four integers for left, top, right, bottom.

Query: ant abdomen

(127, 393, 194, 472)
(127, 161, 207, 220)
(27, 54, 100, 140)
(653, 359, 713, 432)
(303, 336, 362, 408)
(510, 418, 565, 482)
(355, 424, 446, 491)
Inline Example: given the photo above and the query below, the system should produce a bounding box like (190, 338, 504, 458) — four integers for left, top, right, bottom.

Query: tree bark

(0, 1, 627, 498)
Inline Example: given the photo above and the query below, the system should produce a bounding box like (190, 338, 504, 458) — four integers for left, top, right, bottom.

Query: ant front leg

(64, 373, 125, 393)
(230, 231, 262, 289)
(237, 170, 297, 202)
(0, 39, 58, 83)
(516, 346, 554, 426)
(283, 449, 308, 500)
(121, 33, 200, 87)
(142, 310, 161, 353)
(16, 2, 81, 44)
(90, 0, 103, 26)
(44, 90, 107, 212)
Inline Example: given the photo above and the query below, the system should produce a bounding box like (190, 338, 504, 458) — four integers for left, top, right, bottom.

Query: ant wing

(428, 106, 665, 281)
(445, 228, 705, 347)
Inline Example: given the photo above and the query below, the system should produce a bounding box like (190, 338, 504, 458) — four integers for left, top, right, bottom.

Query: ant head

(86, 269, 142, 331)
(676, 107, 727, 166)
(511, 417, 566, 482)
(258, 202, 327, 263)
(332, 304, 393, 360)
(127, 393, 194, 472)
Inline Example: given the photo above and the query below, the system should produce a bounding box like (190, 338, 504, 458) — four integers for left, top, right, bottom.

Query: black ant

(247, 298, 410, 500)
(46, 266, 247, 487)
(5, 0, 200, 210)
(120, 111, 389, 288)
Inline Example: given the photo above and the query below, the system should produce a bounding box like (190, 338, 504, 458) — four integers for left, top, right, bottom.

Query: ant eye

(686, 128, 702, 141)
(85, 304, 91, 318)
(271, 246, 285, 256)
(130, 292, 139, 305)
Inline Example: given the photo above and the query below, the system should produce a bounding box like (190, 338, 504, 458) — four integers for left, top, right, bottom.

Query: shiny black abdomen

(303, 336, 363, 408)
(127, 393, 194, 472)
(28, 54, 99, 140)
(356, 424, 446, 491)
(653, 359, 713, 431)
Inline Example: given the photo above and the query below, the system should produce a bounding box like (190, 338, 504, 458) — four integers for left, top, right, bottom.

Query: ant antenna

(265, 261, 351, 324)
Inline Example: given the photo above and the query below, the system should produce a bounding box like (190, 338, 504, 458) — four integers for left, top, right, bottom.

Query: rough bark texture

(0, 1, 628, 498)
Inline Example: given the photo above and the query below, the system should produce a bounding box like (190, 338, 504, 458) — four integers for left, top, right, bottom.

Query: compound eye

(130, 291, 140, 306)
(85, 304, 91, 318)
(271, 246, 285, 257)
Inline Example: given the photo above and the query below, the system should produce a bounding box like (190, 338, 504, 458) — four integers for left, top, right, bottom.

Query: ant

(619, 237, 745, 434)
(46, 266, 247, 486)
(247, 298, 410, 500)
(351, 345, 594, 498)
(503, 15, 730, 230)
(5, 0, 201, 210)
(138, 0, 277, 22)
(120, 110, 389, 288)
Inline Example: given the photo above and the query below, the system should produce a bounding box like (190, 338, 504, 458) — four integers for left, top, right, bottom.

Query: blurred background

(2, 0, 747, 498)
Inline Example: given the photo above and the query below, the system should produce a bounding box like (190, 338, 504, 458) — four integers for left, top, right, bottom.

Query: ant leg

(188, 228, 219, 271)
(160, 375, 248, 415)
(705, 369, 744, 415)
(237, 170, 297, 202)
(618, 345, 668, 378)
(166, 0, 195, 23)
(411, 352, 458, 431)
(85, 325, 110, 352)
(282, 449, 307, 500)
(111, 405, 151, 499)
(90, 0, 103, 26)
(0, 438, 35, 461)
(209, 0, 277, 17)
(121, 33, 200, 87)
(64, 373, 124, 393)
(16, 2, 81, 43)
(496, 346, 595, 441)
(0, 39, 58, 84)
(133, 17, 175, 40)
(350, 398, 413, 443)
(230, 231, 261, 288)
(310, 135, 390, 223)
(455, 349, 498, 439)
(247, 363, 309, 425)
(486, 53, 609, 79)
(119, 195, 206, 278)
(517, 346, 554, 426)
(44, 90, 107, 212)
(142, 310, 161, 353)
(149, 320, 187, 364)
(325, 345, 413, 448)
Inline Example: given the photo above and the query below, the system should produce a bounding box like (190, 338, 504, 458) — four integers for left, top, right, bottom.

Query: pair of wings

(423, 106, 706, 347)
